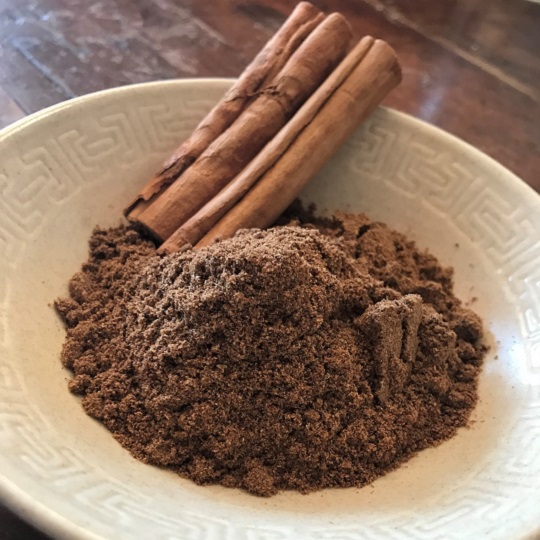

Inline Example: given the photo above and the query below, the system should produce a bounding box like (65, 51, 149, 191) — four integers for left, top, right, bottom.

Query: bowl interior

(0, 79, 539, 540)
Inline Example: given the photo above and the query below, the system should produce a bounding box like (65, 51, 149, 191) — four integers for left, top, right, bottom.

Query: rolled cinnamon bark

(125, 1, 324, 219)
(196, 40, 401, 248)
(134, 13, 353, 242)
(159, 36, 376, 253)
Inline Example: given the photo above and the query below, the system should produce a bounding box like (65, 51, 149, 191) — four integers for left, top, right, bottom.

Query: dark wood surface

(1, 0, 539, 537)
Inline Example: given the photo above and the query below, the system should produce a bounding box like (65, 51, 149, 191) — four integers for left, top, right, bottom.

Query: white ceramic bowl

(0, 80, 539, 540)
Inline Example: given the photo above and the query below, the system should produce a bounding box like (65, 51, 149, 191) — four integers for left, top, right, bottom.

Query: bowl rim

(0, 78, 538, 540)
(2, 77, 538, 208)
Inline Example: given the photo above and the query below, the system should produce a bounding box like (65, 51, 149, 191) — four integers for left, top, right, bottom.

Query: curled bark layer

(125, 1, 324, 219)
(196, 40, 402, 248)
(135, 13, 353, 242)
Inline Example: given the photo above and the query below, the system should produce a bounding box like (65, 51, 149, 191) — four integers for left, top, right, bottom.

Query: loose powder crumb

(55, 210, 486, 496)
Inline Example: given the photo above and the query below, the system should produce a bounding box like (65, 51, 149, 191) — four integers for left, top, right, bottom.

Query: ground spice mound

(55, 213, 486, 496)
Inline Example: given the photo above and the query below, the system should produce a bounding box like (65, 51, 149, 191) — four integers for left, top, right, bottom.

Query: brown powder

(55, 210, 486, 496)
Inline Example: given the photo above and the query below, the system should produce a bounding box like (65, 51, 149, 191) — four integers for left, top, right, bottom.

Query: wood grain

(0, 0, 538, 191)
(0, 84, 24, 127)
(0, 0, 539, 537)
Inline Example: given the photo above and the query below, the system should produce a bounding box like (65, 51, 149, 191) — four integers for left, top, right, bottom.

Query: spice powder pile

(55, 211, 486, 496)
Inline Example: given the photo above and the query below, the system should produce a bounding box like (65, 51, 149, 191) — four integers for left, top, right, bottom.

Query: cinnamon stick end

(296, 1, 321, 17)
(373, 39, 402, 83)
(157, 243, 174, 255)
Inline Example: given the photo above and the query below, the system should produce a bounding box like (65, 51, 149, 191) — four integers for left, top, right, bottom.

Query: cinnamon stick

(125, 1, 324, 219)
(134, 13, 353, 242)
(195, 39, 401, 248)
(159, 36, 376, 253)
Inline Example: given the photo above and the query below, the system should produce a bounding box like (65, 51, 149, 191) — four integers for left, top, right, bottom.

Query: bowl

(0, 79, 539, 540)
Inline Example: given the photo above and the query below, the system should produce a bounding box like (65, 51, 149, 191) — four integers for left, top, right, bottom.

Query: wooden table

(0, 0, 539, 537)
